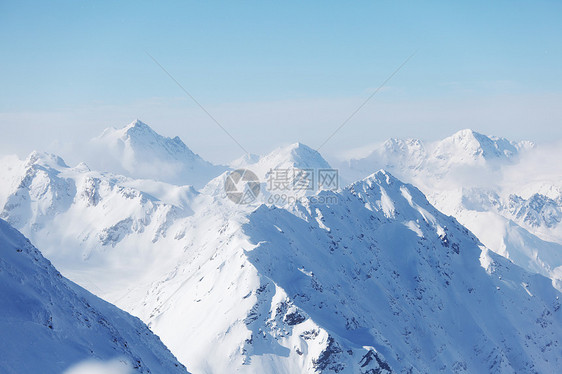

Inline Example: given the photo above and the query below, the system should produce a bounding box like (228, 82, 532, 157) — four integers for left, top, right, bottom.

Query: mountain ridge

(138, 169, 562, 373)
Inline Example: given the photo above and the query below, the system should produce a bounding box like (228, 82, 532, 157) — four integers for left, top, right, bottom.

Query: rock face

(506, 193, 562, 229)
(0, 218, 188, 374)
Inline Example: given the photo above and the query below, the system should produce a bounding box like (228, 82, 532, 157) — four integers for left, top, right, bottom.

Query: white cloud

(63, 358, 132, 374)
(1, 92, 561, 166)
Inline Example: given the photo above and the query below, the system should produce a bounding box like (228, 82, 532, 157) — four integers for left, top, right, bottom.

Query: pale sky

(1, 1, 561, 164)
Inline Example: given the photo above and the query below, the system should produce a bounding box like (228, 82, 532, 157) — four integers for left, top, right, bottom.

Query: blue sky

(1, 1, 561, 163)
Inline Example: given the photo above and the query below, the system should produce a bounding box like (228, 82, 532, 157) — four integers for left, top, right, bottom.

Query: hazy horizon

(1, 1, 561, 164)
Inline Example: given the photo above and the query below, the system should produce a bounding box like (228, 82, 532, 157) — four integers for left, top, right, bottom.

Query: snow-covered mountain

(237, 142, 331, 175)
(0, 142, 334, 305)
(0, 151, 198, 302)
(348, 138, 427, 177)
(231, 142, 334, 185)
(214, 142, 339, 206)
(2, 133, 562, 373)
(0, 218, 187, 374)
(506, 193, 562, 230)
(138, 170, 562, 373)
(345, 129, 533, 182)
(341, 129, 562, 290)
(431, 129, 532, 168)
(90, 120, 226, 187)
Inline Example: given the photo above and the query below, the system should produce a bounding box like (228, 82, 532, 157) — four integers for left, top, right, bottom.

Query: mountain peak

(91, 120, 225, 187)
(108, 119, 189, 153)
(447, 128, 488, 146)
(124, 118, 155, 134)
(222, 143, 335, 199)
(127, 118, 149, 128)
(234, 142, 332, 178)
(25, 151, 68, 169)
(433, 129, 520, 164)
(361, 169, 397, 186)
(346, 169, 419, 220)
(254, 142, 331, 176)
(287, 141, 308, 150)
(452, 128, 478, 137)
(286, 142, 326, 161)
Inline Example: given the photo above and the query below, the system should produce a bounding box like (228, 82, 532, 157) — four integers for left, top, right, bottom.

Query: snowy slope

(138, 170, 562, 373)
(90, 120, 226, 187)
(0, 218, 187, 374)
